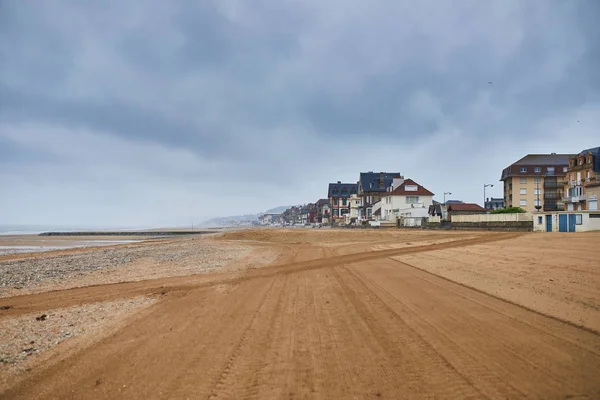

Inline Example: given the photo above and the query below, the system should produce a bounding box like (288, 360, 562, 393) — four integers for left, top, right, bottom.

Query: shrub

(490, 207, 526, 214)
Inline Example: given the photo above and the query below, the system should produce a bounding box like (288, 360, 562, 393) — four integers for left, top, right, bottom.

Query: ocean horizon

(0, 225, 154, 235)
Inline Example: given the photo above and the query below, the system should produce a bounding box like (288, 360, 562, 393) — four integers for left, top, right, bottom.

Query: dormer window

(570, 160, 574, 167)
(534, 167, 541, 173)
(520, 167, 527, 173)
(580, 159, 583, 166)
(588, 157, 592, 164)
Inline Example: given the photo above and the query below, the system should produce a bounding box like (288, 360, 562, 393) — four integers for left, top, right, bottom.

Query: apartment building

(563, 147, 600, 211)
(327, 181, 358, 218)
(500, 153, 572, 213)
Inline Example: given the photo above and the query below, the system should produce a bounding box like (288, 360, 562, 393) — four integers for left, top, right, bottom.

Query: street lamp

(535, 176, 542, 212)
(484, 184, 494, 209)
(443, 192, 452, 205)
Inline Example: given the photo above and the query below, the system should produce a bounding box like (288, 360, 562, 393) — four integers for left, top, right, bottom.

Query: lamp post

(535, 176, 542, 212)
(442, 192, 452, 221)
(484, 184, 494, 210)
(443, 192, 452, 205)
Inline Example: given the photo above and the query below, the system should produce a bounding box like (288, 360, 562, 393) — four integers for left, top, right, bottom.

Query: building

(259, 213, 282, 225)
(327, 181, 358, 220)
(358, 171, 402, 219)
(281, 206, 300, 225)
(484, 197, 505, 210)
(315, 199, 331, 223)
(428, 204, 444, 217)
(381, 178, 435, 222)
(501, 153, 572, 213)
(447, 203, 486, 216)
(533, 211, 600, 232)
(299, 203, 317, 225)
(345, 194, 362, 224)
(563, 147, 600, 211)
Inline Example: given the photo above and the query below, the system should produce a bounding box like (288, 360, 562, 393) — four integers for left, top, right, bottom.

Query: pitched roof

(501, 153, 573, 180)
(315, 199, 330, 207)
(512, 154, 572, 166)
(447, 203, 486, 212)
(359, 172, 402, 193)
(327, 183, 358, 198)
(387, 178, 434, 196)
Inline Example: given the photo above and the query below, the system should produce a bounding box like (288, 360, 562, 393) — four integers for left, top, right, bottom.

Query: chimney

(379, 172, 384, 188)
(337, 181, 341, 184)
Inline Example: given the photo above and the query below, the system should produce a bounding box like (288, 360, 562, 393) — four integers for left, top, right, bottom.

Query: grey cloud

(1, 0, 599, 225)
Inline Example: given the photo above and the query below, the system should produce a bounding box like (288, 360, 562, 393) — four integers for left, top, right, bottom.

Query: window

(538, 216, 543, 224)
(405, 185, 418, 191)
(579, 159, 583, 166)
(534, 199, 541, 207)
(588, 157, 592, 164)
(334, 199, 338, 205)
(563, 167, 568, 172)
(534, 188, 541, 195)
(575, 214, 582, 225)
(520, 200, 527, 206)
(534, 167, 541, 173)
(520, 188, 527, 195)
(534, 177, 541, 183)
(520, 177, 527, 184)
(547, 167, 555, 174)
(406, 196, 419, 204)
(520, 167, 527, 173)
(342, 199, 347, 206)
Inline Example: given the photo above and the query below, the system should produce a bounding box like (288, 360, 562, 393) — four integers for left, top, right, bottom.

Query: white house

(345, 194, 363, 224)
(381, 178, 435, 223)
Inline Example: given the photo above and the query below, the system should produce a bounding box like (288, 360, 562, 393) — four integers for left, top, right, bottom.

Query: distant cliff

(200, 205, 293, 227)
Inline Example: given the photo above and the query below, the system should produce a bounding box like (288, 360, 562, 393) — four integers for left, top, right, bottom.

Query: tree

(490, 207, 526, 214)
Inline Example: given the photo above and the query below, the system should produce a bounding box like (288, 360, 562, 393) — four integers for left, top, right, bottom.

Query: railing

(563, 195, 588, 202)
(451, 213, 533, 223)
(585, 176, 600, 185)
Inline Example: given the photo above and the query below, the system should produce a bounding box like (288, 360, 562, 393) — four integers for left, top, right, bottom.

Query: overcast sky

(1, 1, 599, 227)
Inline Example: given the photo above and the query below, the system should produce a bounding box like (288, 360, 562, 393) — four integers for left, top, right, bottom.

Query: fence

(450, 213, 533, 223)
(428, 216, 442, 223)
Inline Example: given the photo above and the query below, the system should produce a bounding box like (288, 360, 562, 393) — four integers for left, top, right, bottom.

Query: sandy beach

(1, 228, 599, 399)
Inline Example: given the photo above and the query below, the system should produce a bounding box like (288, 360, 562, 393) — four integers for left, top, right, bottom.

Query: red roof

(447, 203, 486, 212)
(387, 178, 434, 196)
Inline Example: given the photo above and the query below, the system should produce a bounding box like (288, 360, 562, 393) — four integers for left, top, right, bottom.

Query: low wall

(450, 221, 532, 231)
(39, 231, 212, 237)
(425, 221, 532, 231)
(451, 213, 533, 223)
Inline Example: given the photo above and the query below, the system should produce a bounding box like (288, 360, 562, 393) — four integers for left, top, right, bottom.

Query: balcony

(543, 181, 563, 188)
(568, 162, 593, 172)
(563, 195, 587, 203)
(585, 176, 600, 186)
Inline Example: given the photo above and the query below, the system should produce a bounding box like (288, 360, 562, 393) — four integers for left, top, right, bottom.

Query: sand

(1, 229, 599, 399)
